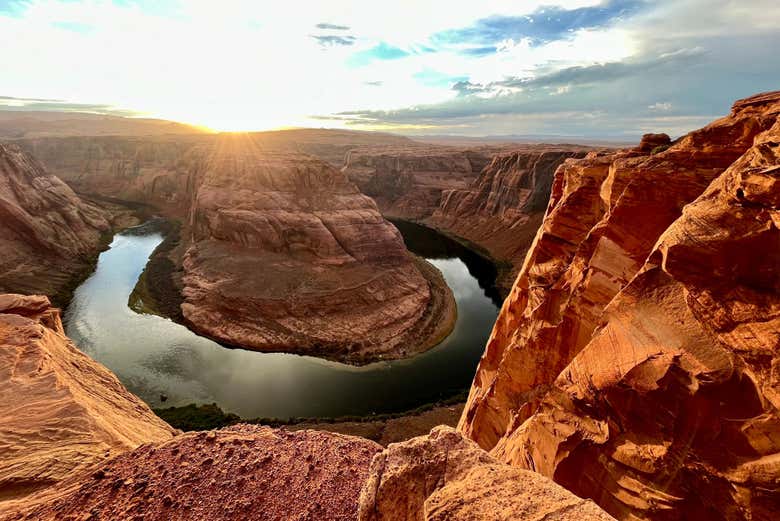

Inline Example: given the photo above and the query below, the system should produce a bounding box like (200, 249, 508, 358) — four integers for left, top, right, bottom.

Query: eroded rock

(358, 426, 614, 521)
(0, 144, 110, 300)
(179, 137, 455, 363)
(0, 294, 176, 505)
(3, 425, 381, 521)
(459, 91, 780, 519)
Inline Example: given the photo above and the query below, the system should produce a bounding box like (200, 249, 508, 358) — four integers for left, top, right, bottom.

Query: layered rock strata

(358, 426, 614, 521)
(459, 91, 780, 519)
(429, 148, 589, 290)
(18, 129, 414, 215)
(179, 139, 455, 362)
(0, 294, 176, 504)
(0, 144, 110, 301)
(343, 146, 496, 219)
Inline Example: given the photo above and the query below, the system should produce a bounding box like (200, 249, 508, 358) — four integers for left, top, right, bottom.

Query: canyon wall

(18, 129, 415, 215)
(0, 294, 175, 506)
(0, 144, 110, 301)
(429, 148, 589, 290)
(179, 138, 455, 363)
(343, 146, 495, 219)
(459, 91, 780, 520)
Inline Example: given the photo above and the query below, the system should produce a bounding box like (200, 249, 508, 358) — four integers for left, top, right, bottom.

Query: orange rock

(459, 91, 780, 519)
(0, 144, 109, 299)
(0, 294, 176, 506)
(3, 426, 381, 521)
(358, 426, 614, 521)
(180, 137, 455, 363)
(429, 148, 589, 290)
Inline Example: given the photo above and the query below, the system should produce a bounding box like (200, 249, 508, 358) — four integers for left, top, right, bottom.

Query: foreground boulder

(0, 294, 175, 505)
(358, 426, 614, 521)
(459, 91, 780, 519)
(4, 426, 381, 521)
(180, 137, 455, 363)
(0, 144, 109, 301)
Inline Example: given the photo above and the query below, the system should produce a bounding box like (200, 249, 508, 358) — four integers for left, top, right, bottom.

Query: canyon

(0, 90, 777, 520)
(343, 144, 594, 291)
(0, 293, 612, 521)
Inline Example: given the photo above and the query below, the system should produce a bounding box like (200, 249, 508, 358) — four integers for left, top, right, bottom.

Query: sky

(0, 0, 778, 137)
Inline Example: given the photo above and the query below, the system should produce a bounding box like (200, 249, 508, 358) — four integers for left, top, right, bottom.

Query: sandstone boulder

(0, 294, 175, 506)
(358, 426, 614, 521)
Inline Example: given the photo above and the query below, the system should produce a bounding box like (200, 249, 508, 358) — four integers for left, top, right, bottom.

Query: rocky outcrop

(4, 426, 381, 521)
(459, 91, 780, 519)
(358, 426, 614, 521)
(0, 144, 110, 301)
(343, 146, 496, 219)
(180, 137, 455, 363)
(429, 148, 589, 291)
(0, 294, 176, 505)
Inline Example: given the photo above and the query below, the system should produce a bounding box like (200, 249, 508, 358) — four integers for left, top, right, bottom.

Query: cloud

(432, 0, 646, 54)
(315, 22, 350, 30)
(0, 95, 142, 117)
(1, 0, 778, 137)
(347, 42, 410, 66)
(311, 34, 356, 46)
(648, 102, 672, 111)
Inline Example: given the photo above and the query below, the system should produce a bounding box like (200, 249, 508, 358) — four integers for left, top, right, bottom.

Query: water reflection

(65, 222, 501, 419)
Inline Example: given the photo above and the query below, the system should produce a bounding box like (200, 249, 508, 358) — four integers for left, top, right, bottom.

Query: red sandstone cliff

(343, 146, 494, 219)
(459, 91, 780, 520)
(0, 294, 175, 507)
(179, 138, 455, 363)
(429, 148, 589, 290)
(0, 144, 110, 301)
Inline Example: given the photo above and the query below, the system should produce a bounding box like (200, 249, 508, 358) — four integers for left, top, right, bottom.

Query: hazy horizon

(1, 0, 778, 138)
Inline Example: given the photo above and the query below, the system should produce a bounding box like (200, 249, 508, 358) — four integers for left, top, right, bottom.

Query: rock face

(0, 144, 110, 301)
(429, 148, 589, 290)
(459, 91, 780, 520)
(4, 426, 381, 521)
(0, 294, 176, 505)
(18, 129, 415, 215)
(344, 144, 592, 294)
(180, 138, 455, 363)
(358, 426, 614, 521)
(343, 146, 495, 219)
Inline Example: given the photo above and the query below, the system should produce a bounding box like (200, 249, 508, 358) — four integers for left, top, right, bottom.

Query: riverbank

(129, 219, 459, 366)
(154, 397, 466, 446)
(52, 196, 155, 310)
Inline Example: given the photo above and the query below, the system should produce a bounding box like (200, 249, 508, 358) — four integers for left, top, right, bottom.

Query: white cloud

(648, 102, 673, 111)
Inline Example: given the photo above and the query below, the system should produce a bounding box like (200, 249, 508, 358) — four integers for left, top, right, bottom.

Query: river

(64, 220, 500, 419)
